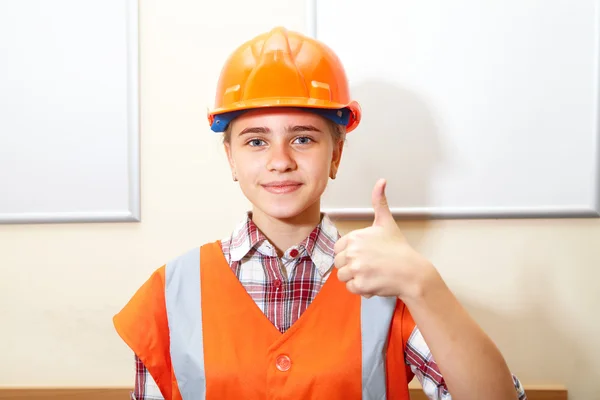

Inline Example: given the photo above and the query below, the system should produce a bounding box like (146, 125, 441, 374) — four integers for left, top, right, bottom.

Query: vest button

(276, 355, 291, 372)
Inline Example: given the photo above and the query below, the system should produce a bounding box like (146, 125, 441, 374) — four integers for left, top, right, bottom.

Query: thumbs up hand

(334, 179, 437, 300)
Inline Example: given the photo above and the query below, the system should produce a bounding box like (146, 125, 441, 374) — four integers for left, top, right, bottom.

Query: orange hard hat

(207, 27, 361, 133)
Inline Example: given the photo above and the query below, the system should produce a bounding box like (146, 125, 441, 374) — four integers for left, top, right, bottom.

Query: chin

(254, 194, 319, 221)
(260, 203, 309, 220)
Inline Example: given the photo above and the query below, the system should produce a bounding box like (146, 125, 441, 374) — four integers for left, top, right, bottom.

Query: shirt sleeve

(132, 354, 166, 400)
(404, 326, 528, 400)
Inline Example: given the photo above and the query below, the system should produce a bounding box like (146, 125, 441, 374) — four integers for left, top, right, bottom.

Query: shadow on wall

(322, 79, 445, 223)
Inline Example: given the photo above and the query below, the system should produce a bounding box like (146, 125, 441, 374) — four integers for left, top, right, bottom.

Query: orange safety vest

(113, 241, 416, 399)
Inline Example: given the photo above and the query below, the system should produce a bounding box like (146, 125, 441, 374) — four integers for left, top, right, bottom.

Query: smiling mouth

(261, 182, 303, 194)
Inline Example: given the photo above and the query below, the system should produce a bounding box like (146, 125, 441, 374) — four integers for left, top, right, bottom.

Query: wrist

(399, 259, 447, 308)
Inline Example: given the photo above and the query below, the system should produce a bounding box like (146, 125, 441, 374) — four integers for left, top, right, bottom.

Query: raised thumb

(372, 178, 394, 226)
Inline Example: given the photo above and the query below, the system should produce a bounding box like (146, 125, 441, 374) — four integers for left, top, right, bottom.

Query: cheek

(303, 151, 333, 181)
(233, 153, 261, 182)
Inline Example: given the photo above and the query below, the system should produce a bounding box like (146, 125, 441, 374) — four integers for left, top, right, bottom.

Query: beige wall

(1, 1, 598, 399)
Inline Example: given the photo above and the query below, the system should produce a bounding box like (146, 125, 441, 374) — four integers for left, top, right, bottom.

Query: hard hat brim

(207, 98, 361, 133)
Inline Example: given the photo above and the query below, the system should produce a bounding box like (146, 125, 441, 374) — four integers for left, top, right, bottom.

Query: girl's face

(225, 108, 344, 223)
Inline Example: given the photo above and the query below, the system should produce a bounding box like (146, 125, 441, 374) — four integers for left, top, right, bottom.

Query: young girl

(114, 27, 527, 400)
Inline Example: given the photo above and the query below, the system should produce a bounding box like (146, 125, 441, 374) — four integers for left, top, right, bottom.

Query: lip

(261, 181, 303, 194)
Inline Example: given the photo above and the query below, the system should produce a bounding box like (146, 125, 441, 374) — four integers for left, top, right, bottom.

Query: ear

(224, 141, 237, 179)
(329, 135, 345, 179)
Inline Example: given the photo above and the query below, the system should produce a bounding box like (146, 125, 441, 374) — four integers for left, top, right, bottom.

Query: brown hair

(222, 118, 346, 144)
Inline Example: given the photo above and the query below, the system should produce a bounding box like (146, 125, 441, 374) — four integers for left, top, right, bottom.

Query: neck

(251, 201, 322, 257)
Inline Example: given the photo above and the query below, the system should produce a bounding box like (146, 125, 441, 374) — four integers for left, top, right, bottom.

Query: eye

(293, 136, 313, 145)
(247, 138, 266, 147)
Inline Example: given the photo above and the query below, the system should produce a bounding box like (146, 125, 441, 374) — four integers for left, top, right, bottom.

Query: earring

(233, 174, 238, 182)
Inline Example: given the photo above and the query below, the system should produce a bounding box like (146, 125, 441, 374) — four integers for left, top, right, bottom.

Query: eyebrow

(238, 124, 323, 136)
(289, 125, 323, 133)
(239, 126, 270, 136)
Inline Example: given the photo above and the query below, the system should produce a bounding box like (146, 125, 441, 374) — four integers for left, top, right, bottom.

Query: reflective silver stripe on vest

(165, 248, 206, 400)
(361, 295, 397, 400)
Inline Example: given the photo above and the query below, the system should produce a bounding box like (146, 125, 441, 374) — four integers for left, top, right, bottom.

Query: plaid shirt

(131, 214, 527, 400)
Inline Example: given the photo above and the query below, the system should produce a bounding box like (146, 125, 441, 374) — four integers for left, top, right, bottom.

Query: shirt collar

(226, 212, 340, 277)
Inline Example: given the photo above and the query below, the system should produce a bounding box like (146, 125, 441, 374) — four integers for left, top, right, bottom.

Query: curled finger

(334, 250, 348, 269)
(337, 265, 354, 283)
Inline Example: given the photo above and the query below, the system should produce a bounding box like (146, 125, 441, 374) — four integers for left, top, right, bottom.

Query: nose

(267, 141, 297, 173)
